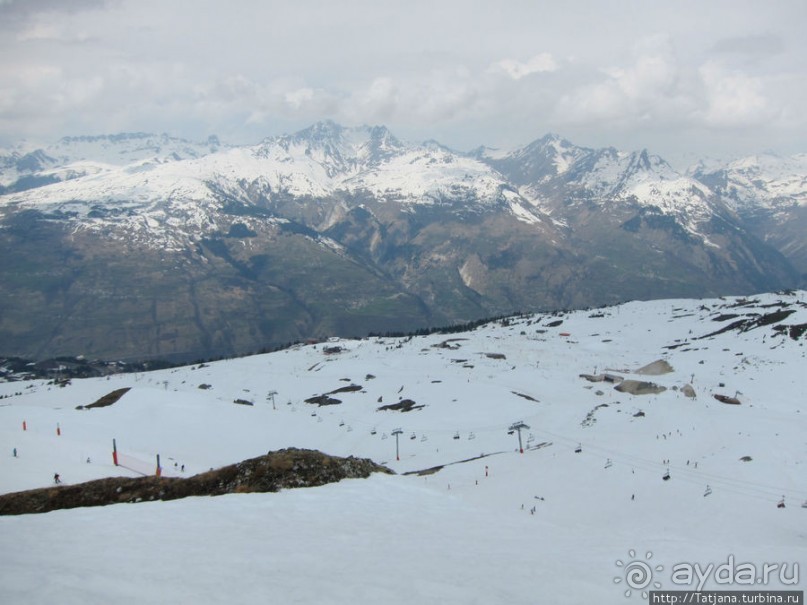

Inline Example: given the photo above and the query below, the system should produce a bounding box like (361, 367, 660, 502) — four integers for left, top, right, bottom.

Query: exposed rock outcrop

(614, 380, 667, 395)
(0, 448, 392, 516)
(635, 359, 674, 375)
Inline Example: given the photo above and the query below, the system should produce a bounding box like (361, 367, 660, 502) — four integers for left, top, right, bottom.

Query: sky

(0, 0, 806, 166)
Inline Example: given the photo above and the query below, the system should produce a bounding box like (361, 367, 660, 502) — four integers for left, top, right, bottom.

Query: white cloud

(354, 77, 400, 121)
(339, 69, 483, 127)
(698, 60, 771, 127)
(284, 88, 315, 111)
(557, 34, 687, 124)
(492, 53, 558, 80)
(16, 21, 93, 43)
(0, 1, 805, 157)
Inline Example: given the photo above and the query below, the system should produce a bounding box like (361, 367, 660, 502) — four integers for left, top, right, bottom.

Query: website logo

(615, 549, 665, 599)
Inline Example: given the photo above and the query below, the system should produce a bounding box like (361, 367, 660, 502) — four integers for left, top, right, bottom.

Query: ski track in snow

(0, 292, 805, 603)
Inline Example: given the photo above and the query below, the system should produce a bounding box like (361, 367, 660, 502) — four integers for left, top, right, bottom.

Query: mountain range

(0, 122, 804, 361)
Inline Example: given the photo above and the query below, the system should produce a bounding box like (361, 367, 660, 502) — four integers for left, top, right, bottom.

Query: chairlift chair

(662, 468, 671, 481)
(574, 443, 582, 454)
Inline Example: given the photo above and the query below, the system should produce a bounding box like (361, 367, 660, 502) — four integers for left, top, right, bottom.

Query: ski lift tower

(509, 421, 530, 454)
(267, 390, 277, 410)
(392, 428, 403, 461)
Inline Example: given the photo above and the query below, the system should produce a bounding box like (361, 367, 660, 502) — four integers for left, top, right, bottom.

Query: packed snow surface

(1, 293, 805, 603)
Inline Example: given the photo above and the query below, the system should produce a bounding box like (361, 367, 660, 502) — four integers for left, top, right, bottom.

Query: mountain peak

(628, 149, 662, 174)
(367, 124, 393, 140)
(482, 133, 588, 185)
(365, 124, 404, 160)
(537, 132, 564, 144)
(297, 120, 345, 142)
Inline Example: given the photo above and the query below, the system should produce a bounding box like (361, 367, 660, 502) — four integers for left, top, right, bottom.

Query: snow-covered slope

(1, 292, 804, 603)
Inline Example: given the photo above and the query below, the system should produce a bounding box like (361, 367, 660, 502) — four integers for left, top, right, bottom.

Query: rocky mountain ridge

(0, 122, 802, 361)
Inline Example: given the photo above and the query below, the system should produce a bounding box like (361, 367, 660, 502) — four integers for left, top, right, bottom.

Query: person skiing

(54, 473, 61, 484)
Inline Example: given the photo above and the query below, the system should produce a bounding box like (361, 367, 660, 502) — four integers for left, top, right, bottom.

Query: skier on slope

(54, 473, 61, 484)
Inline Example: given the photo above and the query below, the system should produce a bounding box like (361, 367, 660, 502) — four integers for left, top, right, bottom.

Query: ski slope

(1, 292, 805, 603)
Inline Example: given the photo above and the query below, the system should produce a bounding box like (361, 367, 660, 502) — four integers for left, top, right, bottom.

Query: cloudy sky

(1, 0, 805, 166)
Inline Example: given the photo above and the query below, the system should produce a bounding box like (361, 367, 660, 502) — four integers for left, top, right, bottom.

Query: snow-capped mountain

(692, 153, 807, 211)
(1, 292, 805, 603)
(692, 153, 807, 276)
(483, 136, 799, 306)
(0, 122, 802, 362)
(487, 136, 724, 241)
(0, 122, 541, 250)
(0, 132, 222, 194)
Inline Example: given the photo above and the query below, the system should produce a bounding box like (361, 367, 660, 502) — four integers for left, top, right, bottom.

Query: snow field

(0, 292, 805, 603)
